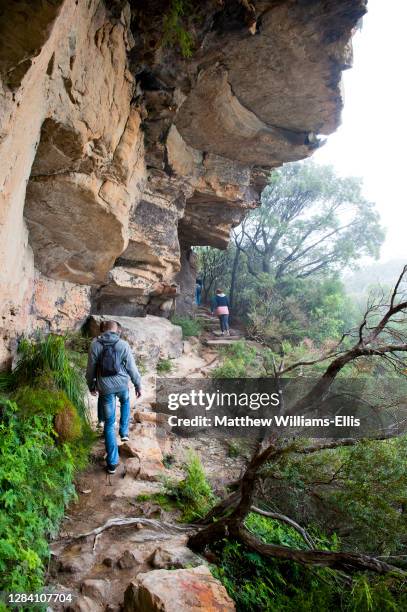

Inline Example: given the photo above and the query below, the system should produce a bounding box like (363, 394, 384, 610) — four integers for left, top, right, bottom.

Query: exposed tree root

(54, 516, 193, 545)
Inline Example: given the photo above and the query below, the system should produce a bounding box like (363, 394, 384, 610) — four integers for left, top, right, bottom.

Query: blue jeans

(219, 314, 229, 332)
(97, 396, 104, 424)
(195, 286, 202, 305)
(101, 388, 131, 468)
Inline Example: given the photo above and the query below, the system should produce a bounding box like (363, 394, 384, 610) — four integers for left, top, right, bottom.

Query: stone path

(196, 307, 246, 347)
(47, 332, 239, 611)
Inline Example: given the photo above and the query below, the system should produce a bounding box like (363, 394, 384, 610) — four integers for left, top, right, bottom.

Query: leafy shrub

(163, 453, 176, 468)
(267, 438, 407, 555)
(157, 358, 173, 374)
(0, 398, 92, 593)
(212, 340, 257, 378)
(164, 451, 216, 521)
(53, 402, 82, 443)
(171, 315, 202, 338)
(65, 331, 92, 370)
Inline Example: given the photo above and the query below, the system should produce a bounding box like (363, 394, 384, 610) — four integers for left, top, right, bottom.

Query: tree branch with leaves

(188, 267, 407, 577)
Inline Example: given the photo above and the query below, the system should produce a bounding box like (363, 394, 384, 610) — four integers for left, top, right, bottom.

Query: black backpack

(97, 338, 121, 377)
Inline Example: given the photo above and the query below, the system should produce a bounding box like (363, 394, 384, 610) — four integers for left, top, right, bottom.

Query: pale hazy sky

(313, 0, 407, 262)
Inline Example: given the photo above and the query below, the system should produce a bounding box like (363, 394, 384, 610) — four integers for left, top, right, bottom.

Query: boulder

(87, 315, 183, 365)
(124, 566, 235, 611)
(149, 545, 204, 570)
(119, 442, 140, 459)
(125, 457, 141, 478)
(118, 550, 143, 570)
(119, 435, 163, 469)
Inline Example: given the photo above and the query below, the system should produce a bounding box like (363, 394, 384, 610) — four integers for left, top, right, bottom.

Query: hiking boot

(106, 464, 118, 474)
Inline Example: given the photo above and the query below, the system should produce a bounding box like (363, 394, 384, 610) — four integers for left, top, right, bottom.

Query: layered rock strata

(0, 0, 366, 367)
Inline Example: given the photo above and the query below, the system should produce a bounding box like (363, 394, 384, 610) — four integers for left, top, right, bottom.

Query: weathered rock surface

(0, 0, 366, 366)
(124, 566, 235, 611)
(88, 314, 183, 365)
(0, 0, 143, 366)
(149, 545, 204, 570)
(80, 579, 109, 602)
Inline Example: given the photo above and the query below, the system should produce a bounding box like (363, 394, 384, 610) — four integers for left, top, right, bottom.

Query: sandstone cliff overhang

(0, 0, 366, 365)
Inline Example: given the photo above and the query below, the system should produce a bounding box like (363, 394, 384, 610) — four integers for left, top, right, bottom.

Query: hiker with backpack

(211, 288, 230, 336)
(86, 320, 141, 474)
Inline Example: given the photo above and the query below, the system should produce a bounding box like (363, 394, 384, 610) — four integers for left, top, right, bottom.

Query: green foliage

(136, 492, 176, 512)
(258, 161, 384, 276)
(14, 387, 82, 443)
(267, 437, 407, 556)
(348, 576, 407, 612)
(212, 340, 257, 378)
(0, 397, 92, 594)
(162, 0, 194, 58)
(212, 512, 338, 611)
(212, 512, 406, 611)
(245, 273, 358, 347)
(197, 160, 383, 351)
(195, 245, 234, 305)
(0, 334, 94, 597)
(156, 358, 173, 374)
(227, 440, 240, 458)
(4, 335, 88, 420)
(164, 451, 216, 521)
(64, 330, 92, 370)
(171, 315, 202, 338)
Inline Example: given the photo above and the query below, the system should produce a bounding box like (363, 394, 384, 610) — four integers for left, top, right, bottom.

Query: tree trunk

(262, 255, 271, 274)
(229, 247, 240, 310)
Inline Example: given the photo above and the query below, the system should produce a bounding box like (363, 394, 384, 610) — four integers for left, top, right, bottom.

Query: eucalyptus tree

(233, 162, 384, 281)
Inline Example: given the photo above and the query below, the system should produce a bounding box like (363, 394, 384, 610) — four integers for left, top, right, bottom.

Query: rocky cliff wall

(0, 0, 366, 368)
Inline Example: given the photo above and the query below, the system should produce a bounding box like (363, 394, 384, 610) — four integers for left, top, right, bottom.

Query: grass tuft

(157, 358, 173, 374)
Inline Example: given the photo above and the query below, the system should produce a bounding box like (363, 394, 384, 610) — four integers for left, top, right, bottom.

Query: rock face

(0, 0, 366, 366)
(88, 314, 183, 365)
(124, 566, 235, 612)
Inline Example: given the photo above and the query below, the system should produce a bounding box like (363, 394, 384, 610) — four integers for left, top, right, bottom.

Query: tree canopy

(235, 161, 384, 279)
(197, 161, 384, 347)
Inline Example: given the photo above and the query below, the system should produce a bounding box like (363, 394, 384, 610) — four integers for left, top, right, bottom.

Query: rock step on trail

(48, 409, 235, 611)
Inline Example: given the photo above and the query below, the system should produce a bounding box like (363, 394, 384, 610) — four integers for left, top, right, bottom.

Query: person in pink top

(211, 288, 230, 336)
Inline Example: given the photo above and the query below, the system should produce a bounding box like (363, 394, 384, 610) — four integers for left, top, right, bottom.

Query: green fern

(164, 451, 216, 521)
